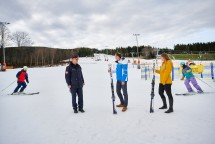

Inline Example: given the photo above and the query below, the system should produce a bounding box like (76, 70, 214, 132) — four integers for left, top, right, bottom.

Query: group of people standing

(64, 53, 176, 114)
(12, 53, 203, 114)
(64, 53, 204, 114)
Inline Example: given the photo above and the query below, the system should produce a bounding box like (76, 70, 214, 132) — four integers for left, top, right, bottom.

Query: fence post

(145, 66, 147, 80)
(137, 59, 140, 69)
(148, 65, 150, 78)
(200, 72, 203, 78)
(211, 62, 214, 80)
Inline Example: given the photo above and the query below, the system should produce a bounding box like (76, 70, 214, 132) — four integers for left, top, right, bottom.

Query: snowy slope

(0, 58, 215, 144)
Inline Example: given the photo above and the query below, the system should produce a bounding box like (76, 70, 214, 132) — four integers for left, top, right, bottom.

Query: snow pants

(14, 82, 27, 93)
(184, 77, 203, 92)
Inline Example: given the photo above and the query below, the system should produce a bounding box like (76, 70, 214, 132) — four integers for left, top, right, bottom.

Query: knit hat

(71, 55, 78, 59)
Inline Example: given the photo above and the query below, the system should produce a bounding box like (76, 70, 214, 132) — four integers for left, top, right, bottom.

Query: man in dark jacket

(65, 55, 85, 113)
(13, 66, 29, 94)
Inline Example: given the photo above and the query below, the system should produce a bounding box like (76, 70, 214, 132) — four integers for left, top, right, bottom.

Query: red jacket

(16, 70, 29, 83)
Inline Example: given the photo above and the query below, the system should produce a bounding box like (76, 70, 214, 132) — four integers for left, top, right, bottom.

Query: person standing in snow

(13, 66, 29, 94)
(65, 55, 85, 114)
(115, 53, 129, 112)
(155, 53, 174, 113)
(180, 62, 203, 93)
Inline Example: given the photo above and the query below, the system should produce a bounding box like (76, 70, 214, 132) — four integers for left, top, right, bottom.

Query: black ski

(175, 92, 212, 96)
(108, 64, 117, 114)
(150, 60, 155, 113)
(10, 92, 40, 95)
(175, 93, 196, 96)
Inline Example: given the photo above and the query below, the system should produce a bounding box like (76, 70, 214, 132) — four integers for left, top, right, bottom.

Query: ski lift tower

(0, 21, 10, 71)
(133, 34, 140, 58)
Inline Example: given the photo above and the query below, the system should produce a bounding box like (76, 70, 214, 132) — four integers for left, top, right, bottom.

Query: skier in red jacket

(13, 66, 29, 94)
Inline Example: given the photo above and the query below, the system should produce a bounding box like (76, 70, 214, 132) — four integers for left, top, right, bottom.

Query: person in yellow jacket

(155, 53, 174, 113)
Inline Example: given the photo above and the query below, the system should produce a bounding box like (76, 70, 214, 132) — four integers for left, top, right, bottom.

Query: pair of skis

(10, 92, 40, 95)
(150, 61, 155, 113)
(108, 60, 155, 114)
(175, 92, 212, 96)
(108, 64, 117, 114)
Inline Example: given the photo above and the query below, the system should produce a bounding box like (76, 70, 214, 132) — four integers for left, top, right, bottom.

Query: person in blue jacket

(115, 53, 128, 112)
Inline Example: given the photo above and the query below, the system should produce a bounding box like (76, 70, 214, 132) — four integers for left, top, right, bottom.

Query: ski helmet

(180, 62, 185, 66)
(23, 66, 28, 71)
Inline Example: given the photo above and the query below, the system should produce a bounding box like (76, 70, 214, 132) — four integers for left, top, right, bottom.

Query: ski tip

(150, 109, 154, 113)
(113, 110, 117, 114)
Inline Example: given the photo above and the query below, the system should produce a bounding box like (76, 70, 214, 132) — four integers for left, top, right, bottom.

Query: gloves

(186, 70, 191, 73)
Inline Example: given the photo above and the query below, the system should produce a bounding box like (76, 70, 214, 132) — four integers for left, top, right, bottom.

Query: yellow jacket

(155, 60, 173, 85)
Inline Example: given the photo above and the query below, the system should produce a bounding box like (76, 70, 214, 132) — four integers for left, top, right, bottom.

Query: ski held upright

(108, 64, 117, 114)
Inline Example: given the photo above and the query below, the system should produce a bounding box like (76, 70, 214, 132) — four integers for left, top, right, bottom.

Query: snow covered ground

(0, 57, 215, 144)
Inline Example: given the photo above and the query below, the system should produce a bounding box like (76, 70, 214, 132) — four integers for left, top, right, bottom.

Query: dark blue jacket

(65, 63, 85, 88)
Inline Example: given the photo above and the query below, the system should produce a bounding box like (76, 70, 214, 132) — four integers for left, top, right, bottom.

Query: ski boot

(79, 109, 85, 113)
(122, 107, 127, 112)
(159, 105, 167, 109)
(116, 104, 124, 107)
(198, 90, 204, 94)
(165, 108, 174, 113)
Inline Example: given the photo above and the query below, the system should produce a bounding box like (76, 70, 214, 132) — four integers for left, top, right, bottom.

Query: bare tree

(10, 31, 34, 47)
(50, 49, 57, 65)
(0, 24, 11, 47)
(143, 47, 150, 59)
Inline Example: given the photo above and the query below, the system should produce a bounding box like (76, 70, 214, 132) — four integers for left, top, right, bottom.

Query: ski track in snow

(0, 57, 215, 144)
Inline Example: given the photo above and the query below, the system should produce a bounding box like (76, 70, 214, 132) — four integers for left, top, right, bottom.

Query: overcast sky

(1, 0, 215, 49)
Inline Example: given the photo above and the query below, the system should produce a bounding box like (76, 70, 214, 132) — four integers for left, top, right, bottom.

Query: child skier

(13, 66, 29, 94)
(180, 62, 203, 93)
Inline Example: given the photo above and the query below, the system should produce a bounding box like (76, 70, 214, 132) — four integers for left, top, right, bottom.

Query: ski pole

(195, 76, 213, 88)
(0, 80, 16, 93)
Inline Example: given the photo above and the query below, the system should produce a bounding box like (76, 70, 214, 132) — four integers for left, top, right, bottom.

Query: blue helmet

(180, 62, 185, 66)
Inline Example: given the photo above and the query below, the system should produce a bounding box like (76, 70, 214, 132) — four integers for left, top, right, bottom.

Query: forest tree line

(174, 42, 215, 53)
(0, 41, 214, 67)
(0, 47, 99, 67)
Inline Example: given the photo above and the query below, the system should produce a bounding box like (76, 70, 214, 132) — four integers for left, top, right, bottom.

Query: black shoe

(159, 105, 167, 109)
(74, 110, 78, 113)
(79, 109, 85, 113)
(165, 108, 174, 113)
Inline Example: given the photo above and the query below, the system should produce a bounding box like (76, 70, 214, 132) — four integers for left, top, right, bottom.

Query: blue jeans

(70, 87, 83, 110)
(14, 82, 27, 93)
(116, 80, 128, 107)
